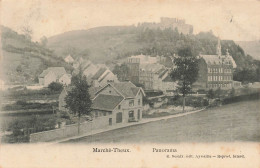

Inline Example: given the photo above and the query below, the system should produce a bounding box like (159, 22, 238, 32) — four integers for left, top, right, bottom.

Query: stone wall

(30, 116, 110, 143)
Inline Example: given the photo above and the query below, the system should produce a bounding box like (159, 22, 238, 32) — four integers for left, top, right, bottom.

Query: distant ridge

(235, 41, 260, 60)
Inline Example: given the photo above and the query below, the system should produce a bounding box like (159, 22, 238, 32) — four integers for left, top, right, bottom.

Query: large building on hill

(59, 81, 145, 125)
(193, 39, 238, 90)
(138, 17, 193, 35)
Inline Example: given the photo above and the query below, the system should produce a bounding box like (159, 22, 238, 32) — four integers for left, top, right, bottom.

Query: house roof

(158, 69, 168, 78)
(128, 55, 158, 64)
(64, 55, 74, 62)
(98, 71, 110, 82)
(92, 68, 107, 80)
(89, 87, 102, 99)
(200, 55, 223, 65)
(200, 54, 237, 68)
(110, 82, 144, 98)
(140, 63, 165, 73)
(39, 67, 67, 78)
(92, 94, 123, 111)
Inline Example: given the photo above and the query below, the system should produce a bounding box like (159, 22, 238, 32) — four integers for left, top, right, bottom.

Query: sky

(1, 0, 260, 42)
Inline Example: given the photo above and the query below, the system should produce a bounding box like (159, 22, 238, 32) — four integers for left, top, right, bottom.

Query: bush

(145, 91, 163, 97)
(48, 82, 63, 92)
(222, 92, 259, 105)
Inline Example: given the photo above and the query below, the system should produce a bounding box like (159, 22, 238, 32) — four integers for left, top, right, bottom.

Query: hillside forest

(1, 25, 260, 84)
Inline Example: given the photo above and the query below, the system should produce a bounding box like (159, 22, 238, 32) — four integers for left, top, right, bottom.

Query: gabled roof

(92, 68, 107, 80)
(98, 72, 110, 82)
(64, 55, 74, 63)
(140, 63, 165, 72)
(158, 69, 168, 78)
(92, 94, 123, 111)
(128, 55, 158, 64)
(200, 54, 237, 68)
(200, 55, 222, 65)
(39, 67, 66, 78)
(110, 82, 145, 98)
(94, 81, 145, 99)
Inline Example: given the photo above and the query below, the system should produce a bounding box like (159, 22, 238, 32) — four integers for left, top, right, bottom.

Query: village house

(161, 75, 177, 93)
(59, 81, 145, 125)
(38, 67, 71, 87)
(126, 54, 176, 92)
(73, 59, 118, 87)
(139, 63, 169, 91)
(64, 54, 74, 64)
(193, 39, 237, 90)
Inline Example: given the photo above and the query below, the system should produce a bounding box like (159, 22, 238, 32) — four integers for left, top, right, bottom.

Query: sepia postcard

(0, 0, 259, 167)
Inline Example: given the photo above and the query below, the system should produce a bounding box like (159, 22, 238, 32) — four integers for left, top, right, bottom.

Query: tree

(215, 87, 222, 99)
(170, 47, 199, 112)
(112, 63, 129, 81)
(40, 36, 48, 47)
(21, 25, 33, 41)
(48, 82, 63, 92)
(64, 67, 92, 134)
(207, 89, 215, 99)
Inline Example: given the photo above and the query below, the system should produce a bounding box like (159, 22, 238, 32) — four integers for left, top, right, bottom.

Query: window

(138, 99, 140, 105)
(129, 111, 134, 118)
(129, 100, 134, 107)
(208, 68, 211, 73)
(118, 105, 121, 109)
(109, 90, 112, 94)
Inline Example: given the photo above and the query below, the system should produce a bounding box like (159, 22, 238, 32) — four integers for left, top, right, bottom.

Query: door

(138, 110, 140, 120)
(109, 118, 112, 126)
(116, 112, 122, 123)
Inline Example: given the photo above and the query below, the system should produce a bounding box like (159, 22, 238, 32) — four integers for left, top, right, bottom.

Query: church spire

(217, 37, 221, 56)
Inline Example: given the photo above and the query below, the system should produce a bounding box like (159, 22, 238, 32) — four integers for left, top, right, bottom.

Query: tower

(217, 38, 221, 57)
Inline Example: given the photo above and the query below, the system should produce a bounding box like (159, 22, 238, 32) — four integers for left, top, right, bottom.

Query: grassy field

(67, 99, 260, 143)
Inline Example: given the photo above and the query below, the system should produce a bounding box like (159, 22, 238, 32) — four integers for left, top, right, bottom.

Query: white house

(58, 74, 72, 86)
(59, 81, 145, 125)
(39, 67, 71, 87)
(91, 67, 119, 87)
(64, 55, 74, 64)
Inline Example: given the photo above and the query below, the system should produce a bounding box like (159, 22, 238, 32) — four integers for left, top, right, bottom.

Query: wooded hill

(47, 26, 255, 68)
(1, 26, 73, 84)
(1, 25, 259, 84)
(47, 25, 259, 82)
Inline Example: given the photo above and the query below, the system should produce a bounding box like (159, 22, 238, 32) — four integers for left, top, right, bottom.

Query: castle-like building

(138, 17, 193, 35)
(194, 39, 238, 90)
